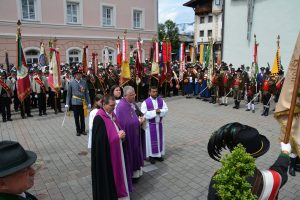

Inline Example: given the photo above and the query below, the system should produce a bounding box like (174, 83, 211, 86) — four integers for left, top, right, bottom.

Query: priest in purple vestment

(116, 86, 144, 191)
(141, 86, 168, 164)
(91, 95, 130, 200)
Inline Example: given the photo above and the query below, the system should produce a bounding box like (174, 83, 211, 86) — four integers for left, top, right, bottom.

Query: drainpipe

(221, 0, 225, 61)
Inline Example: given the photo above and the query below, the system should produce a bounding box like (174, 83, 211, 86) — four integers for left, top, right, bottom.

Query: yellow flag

(271, 47, 280, 75)
(151, 62, 159, 75)
(120, 61, 130, 86)
(274, 33, 300, 156)
(199, 44, 204, 65)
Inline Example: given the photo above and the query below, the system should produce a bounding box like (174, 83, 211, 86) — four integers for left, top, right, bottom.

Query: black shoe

(81, 131, 87, 135)
(149, 157, 156, 164)
(39, 113, 42, 116)
(246, 109, 250, 111)
(224, 104, 228, 106)
(76, 132, 81, 136)
(155, 157, 164, 162)
(27, 114, 33, 117)
(3, 119, 7, 123)
(21, 115, 26, 119)
(43, 112, 47, 116)
(7, 118, 13, 121)
(289, 157, 296, 176)
(132, 178, 139, 184)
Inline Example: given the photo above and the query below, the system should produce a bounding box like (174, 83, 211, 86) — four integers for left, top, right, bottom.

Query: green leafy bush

(213, 144, 257, 200)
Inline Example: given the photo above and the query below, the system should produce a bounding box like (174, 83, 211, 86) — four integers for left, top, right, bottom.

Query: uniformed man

(245, 79, 256, 113)
(220, 66, 232, 106)
(232, 68, 243, 109)
(65, 66, 91, 136)
(95, 67, 108, 95)
(209, 70, 220, 104)
(32, 68, 49, 116)
(261, 68, 276, 116)
(0, 70, 13, 122)
(106, 64, 119, 90)
(86, 69, 97, 105)
(183, 64, 194, 98)
(9, 68, 20, 112)
(256, 67, 265, 102)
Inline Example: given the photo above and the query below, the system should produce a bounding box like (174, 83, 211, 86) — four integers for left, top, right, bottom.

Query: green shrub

(213, 144, 257, 200)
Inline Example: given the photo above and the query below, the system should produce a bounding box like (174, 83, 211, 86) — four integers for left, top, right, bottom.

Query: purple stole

(96, 109, 128, 198)
(145, 97, 163, 154)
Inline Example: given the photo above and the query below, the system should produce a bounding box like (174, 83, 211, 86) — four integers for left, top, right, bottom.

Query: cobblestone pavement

(1, 96, 299, 200)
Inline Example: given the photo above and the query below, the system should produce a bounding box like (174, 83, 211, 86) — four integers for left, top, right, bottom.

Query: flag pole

(283, 55, 300, 143)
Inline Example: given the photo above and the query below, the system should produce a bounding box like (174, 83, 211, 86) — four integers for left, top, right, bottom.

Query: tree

(158, 20, 180, 55)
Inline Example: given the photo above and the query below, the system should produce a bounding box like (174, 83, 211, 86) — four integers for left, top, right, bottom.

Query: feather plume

(207, 122, 246, 161)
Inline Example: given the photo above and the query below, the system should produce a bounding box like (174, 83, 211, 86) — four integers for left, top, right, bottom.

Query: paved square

(1, 96, 299, 200)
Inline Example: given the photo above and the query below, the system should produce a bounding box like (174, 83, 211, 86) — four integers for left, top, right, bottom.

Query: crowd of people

(0, 59, 294, 200)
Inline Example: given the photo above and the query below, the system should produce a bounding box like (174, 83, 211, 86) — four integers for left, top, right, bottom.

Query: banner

(16, 21, 31, 102)
(48, 48, 61, 91)
(274, 33, 300, 156)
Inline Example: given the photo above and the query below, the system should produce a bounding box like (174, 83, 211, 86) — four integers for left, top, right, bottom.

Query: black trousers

(38, 93, 47, 114)
(262, 92, 271, 107)
(53, 92, 62, 112)
(21, 96, 31, 117)
(63, 90, 67, 104)
(73, 105, 85, 133)
(13, 90, 20, 111)
(0, 97, 11, 120)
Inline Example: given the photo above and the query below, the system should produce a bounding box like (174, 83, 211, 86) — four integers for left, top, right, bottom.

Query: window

(21, 0, 37, 21)
(102, 48, 115, 64)
(200, 16, 205, 24)
(199, 30, 204, 37)
(68, 49, 81, 64)
(133, 10, 142, 29)
(67, 2, 79, 23)
(103, 6, 113, 26)
(208, 30, 212, 37)
(208, 16, 213, 23)
(215, 0, 221, 6)
(25, 49, 39, 66)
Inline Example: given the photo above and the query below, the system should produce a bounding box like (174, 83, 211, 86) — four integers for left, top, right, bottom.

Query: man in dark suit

(0, 141, 38, 200)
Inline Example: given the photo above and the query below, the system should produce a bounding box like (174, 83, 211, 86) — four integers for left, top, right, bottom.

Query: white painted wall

(223, 0, 300, 70)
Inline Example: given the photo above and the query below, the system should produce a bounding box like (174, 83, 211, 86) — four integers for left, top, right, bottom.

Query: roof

(183, 0, 211, 8)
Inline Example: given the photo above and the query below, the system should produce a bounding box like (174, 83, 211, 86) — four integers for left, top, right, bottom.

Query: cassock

(141, 96, 168, 158)
(91, 108, 130, 200)
(116, 98, 144, 192)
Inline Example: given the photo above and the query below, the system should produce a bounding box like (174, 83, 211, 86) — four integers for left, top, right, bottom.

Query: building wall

(0, 0, 158, 65)
(223, 0, 300, 69)
(194, 0, 223, 45)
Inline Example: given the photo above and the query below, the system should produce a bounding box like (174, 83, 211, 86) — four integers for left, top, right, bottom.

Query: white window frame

(64, 0, 83, 25)
(132, 8, 144, 29)
(66, 47, 82, 64)
(102, 47, 116, 65)
(131, 48, 145, 63)
(17, 0, 42, 22)
(100, 3, 116, 27)
(24, 47, 40, 66)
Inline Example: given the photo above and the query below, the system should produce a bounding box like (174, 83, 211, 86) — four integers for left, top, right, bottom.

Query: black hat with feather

(207, 122, 270, 161)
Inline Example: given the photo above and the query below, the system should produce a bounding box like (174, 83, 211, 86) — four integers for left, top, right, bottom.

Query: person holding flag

(32, 68, 49, 116)
(274, 33, 300, 176)
(15, 20, 32, 119)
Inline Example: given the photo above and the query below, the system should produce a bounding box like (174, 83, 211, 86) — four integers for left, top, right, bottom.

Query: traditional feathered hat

(207, 122, 270, 161)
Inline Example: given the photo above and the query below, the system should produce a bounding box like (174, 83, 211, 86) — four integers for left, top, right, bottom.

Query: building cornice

(0, 20, 157, 35)
(0, 32, 154, 41)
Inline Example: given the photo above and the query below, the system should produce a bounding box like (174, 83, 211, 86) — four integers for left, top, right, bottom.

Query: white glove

(280, 142, 291, 154)
(65, 105, 69, 108)
(46, 94, 49, 98)
(61, 90, 64, 94)
(35, 94, 38, 98)
(88, 104, 91, 109)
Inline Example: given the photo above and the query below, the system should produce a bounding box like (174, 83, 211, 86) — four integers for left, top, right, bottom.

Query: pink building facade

(0, 0, 158, 67)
